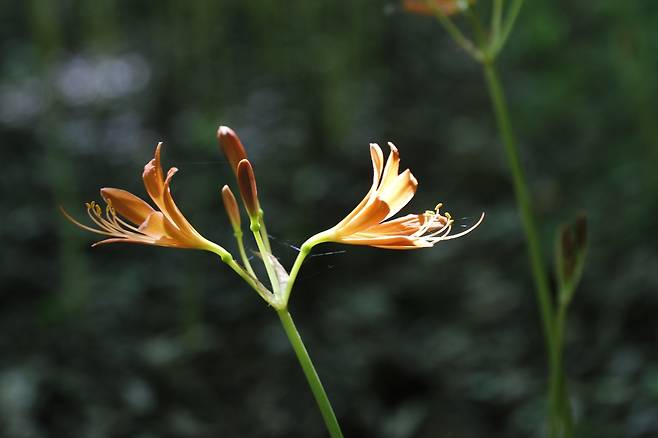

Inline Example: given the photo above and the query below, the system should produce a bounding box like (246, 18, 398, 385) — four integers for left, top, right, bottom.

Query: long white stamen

(439, 212, 485, 240)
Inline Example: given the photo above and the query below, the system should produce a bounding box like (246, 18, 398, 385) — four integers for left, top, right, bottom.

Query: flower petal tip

(217, 125, 248, 174)
(216, 125, 233, 137)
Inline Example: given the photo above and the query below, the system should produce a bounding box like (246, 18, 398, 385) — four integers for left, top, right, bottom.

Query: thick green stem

(277, 309, 344, 438)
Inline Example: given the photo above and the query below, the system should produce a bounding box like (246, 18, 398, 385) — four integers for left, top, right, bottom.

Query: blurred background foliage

(1, 1, 657, 437)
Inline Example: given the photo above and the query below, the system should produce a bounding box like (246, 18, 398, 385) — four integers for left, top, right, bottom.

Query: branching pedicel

(63, 126, 483, 437)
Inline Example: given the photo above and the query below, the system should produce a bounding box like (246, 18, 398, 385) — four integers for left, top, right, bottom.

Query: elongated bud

(236, 159, 260, 219)
(217, 125, 248, 175)
(556, 213, 588, 305)
(221, 185, 241, 231)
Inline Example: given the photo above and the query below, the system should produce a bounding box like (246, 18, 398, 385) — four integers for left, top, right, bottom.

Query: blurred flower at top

(314, 143, 483, 249)
(62, 143, 217, 251)
(402, 0, 472, 16)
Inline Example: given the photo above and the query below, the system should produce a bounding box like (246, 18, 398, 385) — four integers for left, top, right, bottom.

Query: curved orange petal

(357, 214, 439, 236)
(379, 169, 418, 220)
(137, 211, 192, 248)
(335, 198, 390, 237)
(379, 143, 400, 190)
(341, 235, 432, 248)
(161, 167, 206, 241)
(334, 143, 385, 230)
(100, 188, 155, 225)
(138, 211, 169, 239)
(142, 142, 166, 209)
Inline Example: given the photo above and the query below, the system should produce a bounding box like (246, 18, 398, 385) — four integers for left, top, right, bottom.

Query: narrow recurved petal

(143, 142, 167, 210)
(362, 213, 446, 236)
(100, 188, 155, 225)
(217, 125, 248, 175)
(161, 167, 205, 241)
(221, 185, 241, 230)
(379, 143, 401, 189)
(342, 234, 432, 249)
(379, 169, 418, 220)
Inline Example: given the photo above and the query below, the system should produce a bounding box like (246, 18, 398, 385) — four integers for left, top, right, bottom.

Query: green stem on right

(482, 59, 573, 434)
(482, 59, 555, 354)
(550, 302, 574, 438)
(277, 309, 344, 438)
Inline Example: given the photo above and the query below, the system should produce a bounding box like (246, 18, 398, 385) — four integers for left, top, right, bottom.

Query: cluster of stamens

(412, 203, 482, 245)
(64, 200, 150, 244)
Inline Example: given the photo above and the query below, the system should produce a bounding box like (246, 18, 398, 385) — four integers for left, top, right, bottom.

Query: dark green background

(1, 1, 657, 437)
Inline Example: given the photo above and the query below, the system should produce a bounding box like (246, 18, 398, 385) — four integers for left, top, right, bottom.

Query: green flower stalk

(403, 1, 586, 436)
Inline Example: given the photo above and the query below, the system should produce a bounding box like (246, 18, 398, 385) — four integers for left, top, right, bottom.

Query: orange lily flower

(62, 143, 217, 250)
(317, 143, 483, 249)
(402, 0, 471, 16)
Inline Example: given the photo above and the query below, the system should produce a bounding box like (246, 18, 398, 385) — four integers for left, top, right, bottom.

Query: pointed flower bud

(221, 185, 242, 232)
(556, 213, 588, 304)
(217, 125, 248, 175)
(236, 159, 260, 219)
